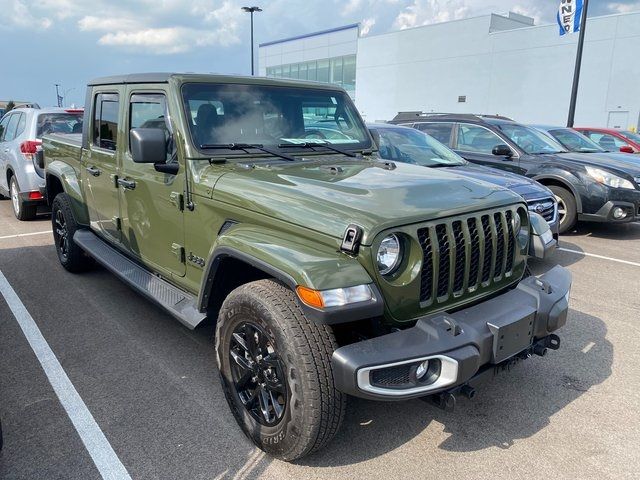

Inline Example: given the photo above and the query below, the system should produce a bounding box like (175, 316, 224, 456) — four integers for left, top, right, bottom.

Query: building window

(458, 95, 466, 103)
(265, 54, 356, 92)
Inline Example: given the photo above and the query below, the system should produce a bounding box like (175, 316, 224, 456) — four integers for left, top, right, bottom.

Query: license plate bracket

(487, 311, 535, 363)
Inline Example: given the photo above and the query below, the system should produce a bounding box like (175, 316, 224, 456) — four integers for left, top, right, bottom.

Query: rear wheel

(549, 185, 577, 234)
(216, 279, 345, 461)
(51, 193, 91, 272)
(9, 176, 37, 221)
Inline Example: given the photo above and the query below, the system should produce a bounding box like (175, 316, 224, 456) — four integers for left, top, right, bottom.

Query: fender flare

(532, 173, 583, 214)
(45, 160, 90, 225)
(197, 225, 381, 324)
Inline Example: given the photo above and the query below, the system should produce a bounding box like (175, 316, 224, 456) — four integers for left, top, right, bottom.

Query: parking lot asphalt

(0, 200, 639, 480)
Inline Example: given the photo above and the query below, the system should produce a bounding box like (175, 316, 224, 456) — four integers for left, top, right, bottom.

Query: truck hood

(438, 163, 553, 201)
(210, 158, 521, 244)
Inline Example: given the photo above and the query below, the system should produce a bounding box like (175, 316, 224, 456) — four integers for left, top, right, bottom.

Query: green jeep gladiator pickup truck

(42, 73, 571, 461)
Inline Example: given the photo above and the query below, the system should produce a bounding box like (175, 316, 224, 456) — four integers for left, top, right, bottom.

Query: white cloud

(360, 17, 376, 35)
(77, 16, 143, 32)
(393, 0, 470, 30)
(607, 2, 640, 13)
(1, 0, 52, 29)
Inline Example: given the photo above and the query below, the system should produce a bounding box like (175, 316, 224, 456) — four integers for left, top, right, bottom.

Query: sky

(1, 0, 639, 107)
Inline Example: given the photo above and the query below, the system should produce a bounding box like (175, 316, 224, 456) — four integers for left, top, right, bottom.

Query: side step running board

(74, 230, 207, 330)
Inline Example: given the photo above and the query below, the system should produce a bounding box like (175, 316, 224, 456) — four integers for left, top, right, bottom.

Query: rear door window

(37, 113, 83, 137)
(0, 115, 9, 141)
(93, 93, 120, 151)
(416, 122, 454, 145)
(2, 114, 21, 142)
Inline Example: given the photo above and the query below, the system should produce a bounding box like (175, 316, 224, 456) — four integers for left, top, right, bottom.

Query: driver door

(453, 123, 525, 175)
(119, 88, 186, 277)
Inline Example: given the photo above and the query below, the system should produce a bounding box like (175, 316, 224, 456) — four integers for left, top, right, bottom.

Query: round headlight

(512, 211, 522, 233)
(377, 234, 402, 276)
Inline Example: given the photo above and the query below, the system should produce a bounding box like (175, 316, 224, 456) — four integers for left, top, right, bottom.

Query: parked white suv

(0, 106, 83, 220)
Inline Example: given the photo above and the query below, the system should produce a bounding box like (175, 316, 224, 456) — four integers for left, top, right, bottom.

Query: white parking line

(558, 247, 640, 268)
(0, 230, 51, 240)
(0, 270, 132, 480)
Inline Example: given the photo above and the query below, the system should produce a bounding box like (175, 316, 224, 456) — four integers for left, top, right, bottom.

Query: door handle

(86, 166, 101, 176)
(117, 178, 136, 190)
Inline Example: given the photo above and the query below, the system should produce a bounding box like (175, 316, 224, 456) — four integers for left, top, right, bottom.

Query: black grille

(505, 211, 515, 273)
(452, 221, 466, 293)
(417, 228, 433, 302)
(481, 215, 492, 283)
(370, 364, 412, 387)
(467, 217, 481, 288)
(527, 199, 556, 223)
(418, 208, 519, 304)
(435, 224, 450, 298)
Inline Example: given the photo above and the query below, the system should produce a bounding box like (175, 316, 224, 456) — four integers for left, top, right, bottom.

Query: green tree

(5, 100, 15, 112)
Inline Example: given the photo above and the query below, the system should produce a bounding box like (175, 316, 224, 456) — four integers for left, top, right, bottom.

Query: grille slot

(435, 224, 450, 298)
(417, 228, 433, 303)
(452, 221, 466, 293)
(418, 207, 519, 305)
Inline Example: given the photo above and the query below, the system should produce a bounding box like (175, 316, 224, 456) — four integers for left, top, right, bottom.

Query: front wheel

(216, 279, 345, 461)
(549, 185, 577, 234)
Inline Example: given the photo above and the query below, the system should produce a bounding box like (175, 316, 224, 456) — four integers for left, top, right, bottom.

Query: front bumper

(579, 198, 640, 224)
(332, 265, 571, 401)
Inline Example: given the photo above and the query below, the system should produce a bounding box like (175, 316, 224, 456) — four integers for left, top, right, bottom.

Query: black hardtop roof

(86, 73, 348, 92)
(390, 111, 514, 124)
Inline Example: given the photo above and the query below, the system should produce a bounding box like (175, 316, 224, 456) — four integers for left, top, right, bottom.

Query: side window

(587, 132, 625, 150)
(129, 93, 172, 161)
(0, 115, 10, 141)
(3, 114, 21, 142)
(455, 124, 504, 154)
(93, 93, 120, 151)
(417, 122, 453, 145)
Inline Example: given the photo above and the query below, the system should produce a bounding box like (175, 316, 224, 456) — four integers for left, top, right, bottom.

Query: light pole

(241, 6, 262, 75)
(54, 84, 62, 107)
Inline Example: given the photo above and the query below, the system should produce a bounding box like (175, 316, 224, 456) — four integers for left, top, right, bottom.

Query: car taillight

(20, 140, 42, 160)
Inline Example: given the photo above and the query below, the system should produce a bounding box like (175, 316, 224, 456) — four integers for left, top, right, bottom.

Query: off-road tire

(10, 176, 37, 221)
(549, 185, 577, 234)
(51, 193, 90, 273)
(216, 279, 346, 461)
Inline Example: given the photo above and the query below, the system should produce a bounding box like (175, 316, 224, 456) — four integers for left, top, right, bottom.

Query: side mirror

(619, 145, 634, 154)
(130, 128, 167, 164)
(492, 144, 513, 158)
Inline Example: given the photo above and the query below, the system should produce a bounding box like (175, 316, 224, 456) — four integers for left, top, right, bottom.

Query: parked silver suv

(0, 106, 83, 220)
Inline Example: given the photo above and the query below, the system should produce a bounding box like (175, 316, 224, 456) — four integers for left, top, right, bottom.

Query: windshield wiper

(200, 143, 297, 161)
(278, 141, 358, 158)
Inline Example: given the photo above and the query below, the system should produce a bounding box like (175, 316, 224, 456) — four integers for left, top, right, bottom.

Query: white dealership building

(258, 10, 640, 129)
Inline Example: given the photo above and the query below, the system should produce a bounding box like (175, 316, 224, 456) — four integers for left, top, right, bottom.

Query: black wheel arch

(46, 173, 65, 206)
(198, 247, 297, 318)
(533, 174, 583, 213)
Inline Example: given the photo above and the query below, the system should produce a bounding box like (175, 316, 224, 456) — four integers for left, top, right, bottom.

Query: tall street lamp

(242, 6, 262, 75)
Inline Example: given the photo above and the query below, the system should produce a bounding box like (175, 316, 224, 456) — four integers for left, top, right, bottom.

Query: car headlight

(377, 234, 402, 275)
(585, 166, 635, 189)
(515, 208, 530, 250)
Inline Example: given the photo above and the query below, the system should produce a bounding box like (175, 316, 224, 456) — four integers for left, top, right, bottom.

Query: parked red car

(575, 127, 640, 154)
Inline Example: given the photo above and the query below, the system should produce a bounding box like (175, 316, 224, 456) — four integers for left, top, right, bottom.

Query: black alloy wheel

(229, 321, 287, 427)
(54, 208, 69, 261)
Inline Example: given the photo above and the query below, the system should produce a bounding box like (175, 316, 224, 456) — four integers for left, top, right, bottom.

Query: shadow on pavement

(300, 308, 611, 465)
(569, 221, 640, 240)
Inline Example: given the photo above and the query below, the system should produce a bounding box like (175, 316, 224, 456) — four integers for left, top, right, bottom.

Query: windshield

(548, 128, 604, 153)
(37, 112, 83, 138)
(373, 126, 466, 166)
(181, 83, 370, 154)
(496, 123, 566, 154)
